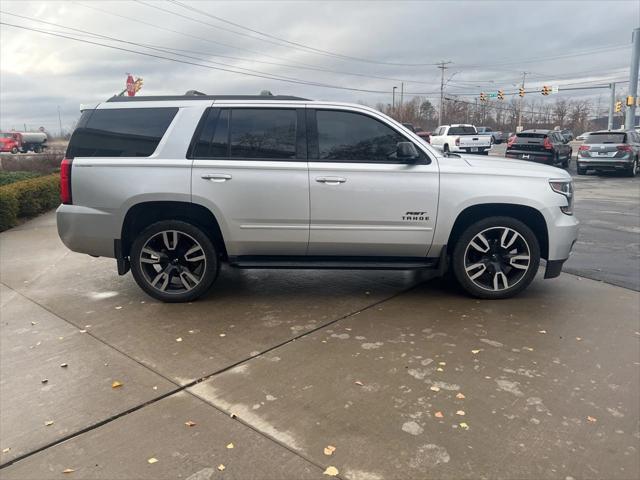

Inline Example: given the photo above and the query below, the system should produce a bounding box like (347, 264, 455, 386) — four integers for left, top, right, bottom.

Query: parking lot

(1, 156, 639, 479)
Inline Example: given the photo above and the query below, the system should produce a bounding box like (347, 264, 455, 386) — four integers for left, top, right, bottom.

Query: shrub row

(0, 174, 60, 231)
(0, 170, 41, 186)
(0, 153, 63, 174)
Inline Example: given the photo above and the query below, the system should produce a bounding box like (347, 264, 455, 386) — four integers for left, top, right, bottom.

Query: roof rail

(106, 94, 311, 103)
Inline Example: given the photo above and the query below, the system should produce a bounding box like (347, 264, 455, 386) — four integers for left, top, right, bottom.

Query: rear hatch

(579, 132, 628, 159)
(506, 132, 553, 160)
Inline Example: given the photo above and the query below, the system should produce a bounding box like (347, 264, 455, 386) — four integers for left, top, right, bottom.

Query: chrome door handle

(201, 174, 232, 182)
(316, 176, 346, 185)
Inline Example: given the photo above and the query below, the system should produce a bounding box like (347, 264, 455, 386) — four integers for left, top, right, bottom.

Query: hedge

(0, 171, 41, 186)
(0, 174, 60, 231)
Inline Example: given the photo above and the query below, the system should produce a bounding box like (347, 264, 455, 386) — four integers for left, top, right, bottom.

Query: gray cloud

(0, 0, 637, 133)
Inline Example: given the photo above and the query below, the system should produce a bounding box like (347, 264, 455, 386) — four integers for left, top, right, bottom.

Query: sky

(0, 0, 638, 134)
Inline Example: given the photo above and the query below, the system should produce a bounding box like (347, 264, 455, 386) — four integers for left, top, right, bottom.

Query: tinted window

(316, 110, 409, 162)
(192, 109, 229, 158)
(448, 126, 476, 135)
(66, 108, 177, 158)
(229, 109, 296, 159)
(585, 132, 626, 144)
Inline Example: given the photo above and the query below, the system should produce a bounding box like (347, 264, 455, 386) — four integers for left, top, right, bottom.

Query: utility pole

(399, 82, 404, 121)
(57, 106, 63, 138)
(392, 86, 397, 116)
(437, 61, 452, 125)
(516, 72, 527, 132)
(608, 82, 616, 130)
(625, 27, 640, 129)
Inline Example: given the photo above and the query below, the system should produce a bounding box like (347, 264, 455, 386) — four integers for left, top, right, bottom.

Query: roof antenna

(260, 90, 274, 96)
(185, 90, 206, 96)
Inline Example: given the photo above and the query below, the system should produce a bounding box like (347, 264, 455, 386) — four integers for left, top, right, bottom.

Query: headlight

(549, 179, 574, 215)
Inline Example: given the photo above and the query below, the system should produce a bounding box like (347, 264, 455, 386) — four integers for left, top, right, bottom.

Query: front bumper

(544, 206, 579, 279)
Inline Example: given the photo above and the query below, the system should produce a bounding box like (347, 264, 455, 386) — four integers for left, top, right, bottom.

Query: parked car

(576, 129, 639, 176)
(57, 93, 578, 302)
(429, 124, 492, 155)
(575, 131, 592, 141)
(505, 129, 572, 168)
(476, 126, 504, 144)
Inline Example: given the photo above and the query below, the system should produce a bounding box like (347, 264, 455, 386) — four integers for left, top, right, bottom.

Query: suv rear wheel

(130, 220, 219, 302)
(451, 217, 540, 299)
(626, 157, 638, 177)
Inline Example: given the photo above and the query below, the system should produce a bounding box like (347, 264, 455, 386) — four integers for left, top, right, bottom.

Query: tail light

(617, 144, 633, 152)
(455, 137, 460, 146)
(507, 136, 516, 148)
(60, 158, 72, 204)
(578, 145, 590, 151)
(543, 137, 553, 150)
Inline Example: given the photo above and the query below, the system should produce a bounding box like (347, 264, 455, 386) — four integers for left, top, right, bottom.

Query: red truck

(0, 131, 48, 153)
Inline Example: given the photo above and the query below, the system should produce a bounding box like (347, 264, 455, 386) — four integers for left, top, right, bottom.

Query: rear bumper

(505, 151, 554, 164)
(56, 204, 118, 258)
(577, 158, 633, 170)
(451, 146, 491, 154)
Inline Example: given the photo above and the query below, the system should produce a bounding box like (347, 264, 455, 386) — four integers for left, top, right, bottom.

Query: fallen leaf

(438, 362, 446, 366)
(115, 306, 122, 310)
(587, 416, 597, 423)
(111, 381, 122, 389)
(230, 412, 237, 419)
(60, 363, 68, 368)
(176, 337, 183, 342)
(434, 411, 444, 418)
(226, 442, 234, 449)
(185, 420, 196, 427)
(323, 466, 339, 476)
(471, 349, 481, 354)
(31, 321, 37, 325)
(188, 330, 195, 334)
(44, 420, 54, 426)
(2, 448, 10, 453)
(459, 422, 470, 430)
(79, 330, 87, 333)
(62, 468, 75, 474)
(430, 386, 440, 392)
(354, 381, 364, 386)
(456, 410, 466, 416)
(147, 457, 158, 464)
(456, 393, 466, 399)
(219, 333, 226, 337)
(41, 379, 48, 384)
(324, 445, 336, 456)
(152, 386, 158, 390)
(217, 464, 226, 471)
(436, 367, 444, 372)
(576, 337, 582, 341)
(523, 347, 534, 351)
(538, 330, 547, 334)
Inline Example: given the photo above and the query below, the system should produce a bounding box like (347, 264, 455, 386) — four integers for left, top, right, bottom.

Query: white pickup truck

(430, 124, 492, 155)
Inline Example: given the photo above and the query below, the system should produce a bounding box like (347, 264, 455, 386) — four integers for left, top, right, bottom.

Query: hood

(457, 154, 570, 179)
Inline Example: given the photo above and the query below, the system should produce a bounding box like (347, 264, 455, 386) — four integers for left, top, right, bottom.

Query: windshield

(449, 126, 476, 135)
(0, 133, 14, 139)
(585, 132, 626, 144)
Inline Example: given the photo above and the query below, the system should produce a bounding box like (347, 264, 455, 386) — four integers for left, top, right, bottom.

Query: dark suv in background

(505, 129, 572, 168)
(576, 130, 640, 177)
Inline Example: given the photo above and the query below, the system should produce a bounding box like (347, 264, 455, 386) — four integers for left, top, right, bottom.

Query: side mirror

(396, 142, 419, 161)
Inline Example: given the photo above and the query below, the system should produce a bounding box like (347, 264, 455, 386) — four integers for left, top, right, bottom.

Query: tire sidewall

(130, 220, 219, 302)
(451, 216, 541, 299)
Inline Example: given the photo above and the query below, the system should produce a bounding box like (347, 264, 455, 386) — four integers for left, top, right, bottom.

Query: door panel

(308, 162, 438, 256)
(192, 160, 309, 256)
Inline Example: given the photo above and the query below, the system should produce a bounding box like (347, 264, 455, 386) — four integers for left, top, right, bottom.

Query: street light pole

(625, 27, 640, 129)
(608, 82, 616, 130)
(57, 106, 63, 138)
(437, 61, 452, 125)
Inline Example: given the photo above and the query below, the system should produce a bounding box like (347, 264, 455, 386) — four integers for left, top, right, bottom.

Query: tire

(33, 145, 42, 153)
(451, 216, 541, 299)
(561, 150, 571, 168)
(130, 220, 219, 302)
(10, 147, 18, 154)
(625, 158, 638, 177)
(481, 150, 489, 155)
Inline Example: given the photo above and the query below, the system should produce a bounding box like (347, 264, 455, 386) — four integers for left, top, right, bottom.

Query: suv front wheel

(130, 220, 219, 302)
(451, 217, 540, 299)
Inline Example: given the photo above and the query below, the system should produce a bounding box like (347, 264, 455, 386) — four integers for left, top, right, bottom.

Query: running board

(228, 256, 439, 270)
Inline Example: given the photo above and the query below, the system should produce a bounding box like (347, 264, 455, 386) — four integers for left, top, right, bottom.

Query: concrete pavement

(1, 211, 639, 479)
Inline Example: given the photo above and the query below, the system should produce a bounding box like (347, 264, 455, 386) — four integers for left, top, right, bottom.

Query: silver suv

(57, 93, 578, 302)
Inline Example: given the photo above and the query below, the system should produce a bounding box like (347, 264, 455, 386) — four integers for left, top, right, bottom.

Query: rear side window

(315, 110, 410, 163)
(66, 108, 177, 158)
(448, 126, 476, 135)
(230, 109, 296, 159)
(585, 132, 626, 144)
(192, 109, 230, 158)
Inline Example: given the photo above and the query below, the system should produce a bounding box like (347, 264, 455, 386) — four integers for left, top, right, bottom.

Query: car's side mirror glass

(395, 142, 420, 162)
